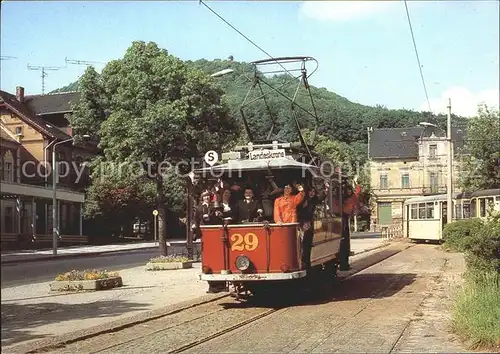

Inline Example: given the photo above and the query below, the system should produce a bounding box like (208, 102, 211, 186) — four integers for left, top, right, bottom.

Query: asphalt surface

(39, 243, 466, 354)
(1, 235, 380, 289)
(0, 249, 161, 288)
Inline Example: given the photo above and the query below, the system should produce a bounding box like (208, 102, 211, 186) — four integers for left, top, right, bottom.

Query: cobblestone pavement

(35, 243, 467, 353)
(1, 238, 387, 352)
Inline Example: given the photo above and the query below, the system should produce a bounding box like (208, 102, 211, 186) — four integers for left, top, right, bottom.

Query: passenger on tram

(236, 188, 264, 223)
(331, 184, 362, 215)
(192, 190, 217, 239)
(214, 189, 235, 222)
(273, 183, 305, 223)
(298, 182, 329, 270)
(258, 177, 283, 222)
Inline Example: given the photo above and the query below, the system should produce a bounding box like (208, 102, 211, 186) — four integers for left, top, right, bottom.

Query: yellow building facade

(368, 125, 465, 231)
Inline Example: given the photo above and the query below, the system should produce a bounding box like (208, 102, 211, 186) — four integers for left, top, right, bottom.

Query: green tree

(66, 66, 106, 143)
(96, 41, 239, 255)
(459, 105, 500, 190)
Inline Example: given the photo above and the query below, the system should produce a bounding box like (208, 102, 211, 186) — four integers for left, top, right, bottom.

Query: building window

(429, 172, 438, 193)
(15, 126, 23, 135)
(401, 173, 410, 189)
(429, 144, 437, 159)
(380, 174, 388, 189)
(3, 206, 14, 233)
(2, 150, 14, 182)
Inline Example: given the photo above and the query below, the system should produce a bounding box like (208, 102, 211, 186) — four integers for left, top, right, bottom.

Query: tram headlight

(235, 255, 250, 271)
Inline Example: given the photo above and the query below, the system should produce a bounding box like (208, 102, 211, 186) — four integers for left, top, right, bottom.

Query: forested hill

(51, 58, 466, 147)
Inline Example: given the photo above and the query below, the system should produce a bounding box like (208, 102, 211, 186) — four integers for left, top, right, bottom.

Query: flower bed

(146, 255, 192, 270)
(50, 269, 123, 292)
(149, 255, 190, 263)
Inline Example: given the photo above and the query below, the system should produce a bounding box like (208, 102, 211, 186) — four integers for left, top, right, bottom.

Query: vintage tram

(186, 56, 360, 297)
(189, 141, 358, 297)
(403, 188, 500, 242)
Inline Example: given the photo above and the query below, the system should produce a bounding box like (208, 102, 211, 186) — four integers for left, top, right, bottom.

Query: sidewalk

(1, 239, 199, 264)
(1, 238, 390, 351)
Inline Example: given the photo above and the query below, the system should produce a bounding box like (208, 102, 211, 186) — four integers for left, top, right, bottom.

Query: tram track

(169, 244, 412, 354)
(19, 241, 411, 354)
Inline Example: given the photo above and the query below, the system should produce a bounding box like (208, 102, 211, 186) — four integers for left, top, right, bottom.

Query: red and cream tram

(189, 141, 359, 297)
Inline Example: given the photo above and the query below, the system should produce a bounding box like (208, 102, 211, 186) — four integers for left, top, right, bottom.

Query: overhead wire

(403, 0, 432, 113)
(199, 0, 299, 80)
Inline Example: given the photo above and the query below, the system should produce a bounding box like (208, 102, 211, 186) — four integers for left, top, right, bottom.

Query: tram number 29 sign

(230, 233, 259, 251)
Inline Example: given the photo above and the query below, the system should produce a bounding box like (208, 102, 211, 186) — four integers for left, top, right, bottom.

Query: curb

(351, 241, 392, 256)
(0, 246, 160, 265)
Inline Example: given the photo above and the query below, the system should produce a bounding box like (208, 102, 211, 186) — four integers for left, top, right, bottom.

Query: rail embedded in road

(11, 241, 412, 354)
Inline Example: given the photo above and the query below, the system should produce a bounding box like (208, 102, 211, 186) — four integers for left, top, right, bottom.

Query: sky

(1, 0, 499, 117)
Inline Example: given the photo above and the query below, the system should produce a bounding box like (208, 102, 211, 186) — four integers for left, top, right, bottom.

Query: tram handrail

(199, 222, 299, 229)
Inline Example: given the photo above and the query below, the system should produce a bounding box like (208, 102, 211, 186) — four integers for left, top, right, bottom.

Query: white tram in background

(403, 188, 500, 242)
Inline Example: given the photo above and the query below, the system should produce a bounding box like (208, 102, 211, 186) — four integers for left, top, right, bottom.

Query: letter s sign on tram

(204, 150, 218, 166)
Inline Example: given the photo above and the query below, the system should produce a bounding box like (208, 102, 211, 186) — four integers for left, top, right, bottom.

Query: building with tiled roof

(368, 123, 466, 230)
(1, 86, 92, 249)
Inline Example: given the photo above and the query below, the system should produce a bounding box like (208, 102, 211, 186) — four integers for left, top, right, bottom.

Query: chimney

(16, 86, 25, 102)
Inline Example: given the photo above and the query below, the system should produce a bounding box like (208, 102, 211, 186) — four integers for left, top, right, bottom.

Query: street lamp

(52, 134, 90, 255)
(211, 68, 234, 77)
(184, 68, 235, 260)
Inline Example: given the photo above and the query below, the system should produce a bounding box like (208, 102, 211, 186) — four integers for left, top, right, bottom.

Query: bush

(452, 272, 500, 350)
(465, 216, 500, 275)
(451, 216, 500, 350)
(443, 218, 484, 252)
(55, 269, 120, 281)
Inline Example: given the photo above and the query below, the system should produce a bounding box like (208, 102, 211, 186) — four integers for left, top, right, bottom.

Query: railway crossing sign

(204, 150, 218, 166)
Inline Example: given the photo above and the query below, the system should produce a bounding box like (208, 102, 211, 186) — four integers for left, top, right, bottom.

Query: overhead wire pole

(27, 64, 64, 94)
(447, 98, 453, 224)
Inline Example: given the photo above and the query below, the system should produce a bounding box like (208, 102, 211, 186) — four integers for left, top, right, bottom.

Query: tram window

(463, 202, 471, 219)
(418, 203, 426, 219)
(480, 199, 486, 217)
(410, 204, 418, 219)
(426, 202, 434, 219)
(455, 204, 463, 219)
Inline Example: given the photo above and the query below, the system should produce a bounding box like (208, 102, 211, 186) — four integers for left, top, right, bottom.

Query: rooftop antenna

(27, 64, 64, 94)
(65, 57, 105, 67)
(1, 56, 17, 61)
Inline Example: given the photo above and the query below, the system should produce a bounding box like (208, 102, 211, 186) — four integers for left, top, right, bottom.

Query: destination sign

(248, 149, 286, 160)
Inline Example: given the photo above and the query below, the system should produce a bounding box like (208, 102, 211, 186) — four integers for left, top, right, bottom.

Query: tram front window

(192, 170, 310, 226)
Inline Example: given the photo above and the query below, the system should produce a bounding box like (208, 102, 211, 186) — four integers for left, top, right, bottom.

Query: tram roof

(470, 188, 500, 197)
(193, 156, 340, 178)
(403, 194, 459, 205)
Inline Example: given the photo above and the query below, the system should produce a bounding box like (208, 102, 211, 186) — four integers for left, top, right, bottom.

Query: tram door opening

(441, 202, 447, 229)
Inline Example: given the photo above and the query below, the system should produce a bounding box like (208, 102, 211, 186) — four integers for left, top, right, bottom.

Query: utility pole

(447, 98, 453, 224)
(27, 64, 63, 94)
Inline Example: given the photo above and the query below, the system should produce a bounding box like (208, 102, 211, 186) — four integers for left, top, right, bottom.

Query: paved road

(1, 237, 380, 289)
(1, 249, 161, 288)
(50, 244, 466, 354)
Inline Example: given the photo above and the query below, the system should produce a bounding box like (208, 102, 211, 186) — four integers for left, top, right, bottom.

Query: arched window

(2, 150, 14, 182)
